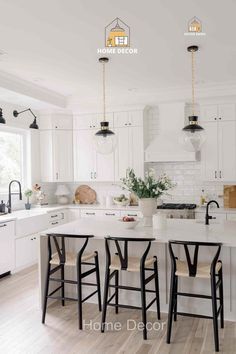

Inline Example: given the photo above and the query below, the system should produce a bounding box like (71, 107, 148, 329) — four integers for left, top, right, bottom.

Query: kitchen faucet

(7, 180, 22, 213)
(205, 200, 219, 225)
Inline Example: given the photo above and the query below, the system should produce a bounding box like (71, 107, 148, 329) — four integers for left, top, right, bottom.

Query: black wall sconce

(13, 108, 39, 129)
(0, 108, 6, 124)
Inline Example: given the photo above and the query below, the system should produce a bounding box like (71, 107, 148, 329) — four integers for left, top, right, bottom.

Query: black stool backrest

(105, 236, 155, 270)
(47, 233, 94, 265)
(168, 240, 222, 277)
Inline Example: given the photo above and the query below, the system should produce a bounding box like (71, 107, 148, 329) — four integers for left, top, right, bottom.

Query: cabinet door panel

(54, 130, 73, 182)
(129, 111, 143, 126)
(129, 126, 144, 178)
(201, 122, 218, 181)
(115, 127, 130, 180)
(74, 130, 95, 181)
(95, 151, 115, 181)
(40, 131, 54, 182)
(114, 112, 129, 127)
(200, 105, 218, 122)
(218, 104, 235, 121)
(218, 121, 236, 180)
(0, 222, 14, 274)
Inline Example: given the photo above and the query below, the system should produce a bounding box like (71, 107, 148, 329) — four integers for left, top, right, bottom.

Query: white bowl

(113, 199, 130, 206)
(118, 219, 139, 229)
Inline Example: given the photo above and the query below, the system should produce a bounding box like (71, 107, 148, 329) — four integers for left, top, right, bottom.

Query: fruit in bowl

(113, 194, 129, 206)
(118, 216, 139, 229)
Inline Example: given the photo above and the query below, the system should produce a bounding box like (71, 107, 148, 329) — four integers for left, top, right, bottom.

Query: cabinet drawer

(80, 209, 103, 218)
(101, 210, 120, 218)
(49, 219, 65, 227)
(48, 211, 65, 221)
(120, 210, 141, 218)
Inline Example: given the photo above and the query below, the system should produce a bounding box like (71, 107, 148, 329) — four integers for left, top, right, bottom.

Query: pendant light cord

(103, 61, 106, 122)
(191, 50, 195, 116)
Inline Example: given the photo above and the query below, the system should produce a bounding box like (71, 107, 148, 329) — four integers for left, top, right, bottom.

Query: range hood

(145, 103, 196, 162)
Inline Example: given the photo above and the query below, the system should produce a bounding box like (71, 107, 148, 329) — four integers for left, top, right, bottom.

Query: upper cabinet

(200, 103, 236, 181)
(40, 113, 73, 130)
(114, 111, 144, 180)
(40, 113, 74, 182)
(74, 113, 114, 130)
(200, 103, 235, 122)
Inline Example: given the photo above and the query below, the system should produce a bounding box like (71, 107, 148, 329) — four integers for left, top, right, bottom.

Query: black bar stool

(167, 240, 224, 352)
(42, 233, 102, 329)
(101, 236, 161, 340)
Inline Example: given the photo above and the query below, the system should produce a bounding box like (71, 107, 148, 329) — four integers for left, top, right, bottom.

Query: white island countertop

(43, 218, 236, 247)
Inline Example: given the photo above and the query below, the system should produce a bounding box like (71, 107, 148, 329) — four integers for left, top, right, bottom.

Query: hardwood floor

(0, 267, 236, 354)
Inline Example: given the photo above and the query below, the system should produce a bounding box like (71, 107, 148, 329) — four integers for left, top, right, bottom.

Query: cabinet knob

(219, 117, 222, 120)
(0, 224, 7, 228)
(214, 118, 217, 120)
(219, 170, 222, 178)
(94, 172, 97, 179)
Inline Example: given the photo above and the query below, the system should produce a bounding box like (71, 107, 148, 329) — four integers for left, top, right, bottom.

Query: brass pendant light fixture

(94, 57, 117, 154)
(181, 45, 206, 152)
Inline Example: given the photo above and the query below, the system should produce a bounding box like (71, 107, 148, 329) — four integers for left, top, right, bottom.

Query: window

(115, 36, 128, 45)
(0, 127, 30, 193)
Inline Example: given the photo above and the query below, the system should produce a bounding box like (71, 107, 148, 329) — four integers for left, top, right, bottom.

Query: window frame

(0, 125, 31, 194)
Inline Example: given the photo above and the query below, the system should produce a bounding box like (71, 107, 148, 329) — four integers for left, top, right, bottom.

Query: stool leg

(166, 273, 175, 344)
(154, 258, 161, 320)
(42, 263, 51, 324)
(174, 276, 178, 322)
(219, 266, 224, 329)
(211, 274, 219, 352)
(77, 263, 83, 330)
(101, 268, 110, 333)
(61, 265, 65, 306)
(95, 252, 102, 312)
(140, 267, 147, 340)
(115, 270, 119, 314)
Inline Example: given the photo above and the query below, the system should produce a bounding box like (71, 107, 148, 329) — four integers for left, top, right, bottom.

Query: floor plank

(0, 266, 235, 354)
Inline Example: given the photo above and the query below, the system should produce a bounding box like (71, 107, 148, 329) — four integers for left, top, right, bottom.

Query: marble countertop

(42, 218, 236, 247)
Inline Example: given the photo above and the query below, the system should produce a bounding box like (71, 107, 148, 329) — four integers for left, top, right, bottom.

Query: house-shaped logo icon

(188, 17, 202, 33)
(105, 18, 130, 47)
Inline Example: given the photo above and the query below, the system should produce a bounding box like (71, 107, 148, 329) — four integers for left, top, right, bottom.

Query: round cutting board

(74, 185, 97, 204)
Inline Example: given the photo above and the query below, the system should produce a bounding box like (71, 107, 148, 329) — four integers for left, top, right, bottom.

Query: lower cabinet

(0, 221, 15, 275)
(15, 234, 39, 270)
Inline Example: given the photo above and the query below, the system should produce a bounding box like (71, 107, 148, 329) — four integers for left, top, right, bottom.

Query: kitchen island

(39, 218, 236, 321)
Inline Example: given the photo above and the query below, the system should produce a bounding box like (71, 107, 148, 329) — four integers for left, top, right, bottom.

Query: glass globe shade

(180, 129, 206, 152)
(94, 132, 117, 154)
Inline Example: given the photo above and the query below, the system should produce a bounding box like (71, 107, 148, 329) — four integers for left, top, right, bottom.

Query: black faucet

(7, 180, 22, 213)
(205, 200, 219, 225)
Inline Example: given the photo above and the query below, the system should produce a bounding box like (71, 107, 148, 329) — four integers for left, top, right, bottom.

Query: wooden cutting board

(224, 185, 236, 208)
(74, 185, 97, 204)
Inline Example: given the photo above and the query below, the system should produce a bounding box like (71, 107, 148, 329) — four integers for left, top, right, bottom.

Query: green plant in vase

(121, 168, 175, 226)
(24, 189, 33, 210)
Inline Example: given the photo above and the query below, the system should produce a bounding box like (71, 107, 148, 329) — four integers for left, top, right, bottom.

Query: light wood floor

(0, 267, 236, 354)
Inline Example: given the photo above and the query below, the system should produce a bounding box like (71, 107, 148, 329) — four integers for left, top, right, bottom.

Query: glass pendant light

(181, 46, 206, 152)
(94, 57, 117, 154)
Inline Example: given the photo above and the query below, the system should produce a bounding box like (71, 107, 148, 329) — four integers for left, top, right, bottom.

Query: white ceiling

(0, 0, 236, 109)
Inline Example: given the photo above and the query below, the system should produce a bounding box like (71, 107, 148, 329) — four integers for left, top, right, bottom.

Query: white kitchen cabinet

(80, 209, 104, 218)
(15, 234, 39, 270)
(74, 113, 113, 130)
(0, 221, 15, 275)
(40, 130, 73, 182)
(115, 125, 144, 180)
(226, 213, 236, 221)
(73, 129, 115, 182)
(48, 210, 68, 227)
(114, 111, 143, 128)
(200, 103, 235, 122)
(68, 209, 81, 221)
(201, 120, 236, 181)
(40, 113, 73, 130)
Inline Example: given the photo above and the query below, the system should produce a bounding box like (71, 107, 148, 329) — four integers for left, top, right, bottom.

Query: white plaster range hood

(145, 103, 196, 162)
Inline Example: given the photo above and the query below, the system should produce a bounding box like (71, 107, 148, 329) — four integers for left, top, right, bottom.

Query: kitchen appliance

(157, 203, 197, 219)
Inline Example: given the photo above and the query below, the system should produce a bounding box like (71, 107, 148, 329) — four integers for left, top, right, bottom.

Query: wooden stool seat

(50, 251, 96, 266)
(110, 255, 155, 272)
(175, 260, 222, 278)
